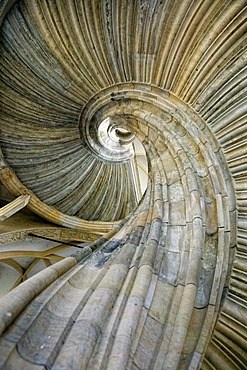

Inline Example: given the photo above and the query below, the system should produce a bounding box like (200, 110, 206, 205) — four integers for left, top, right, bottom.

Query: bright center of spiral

(109, 125, 135, 144)
(79, 114, 136, 163)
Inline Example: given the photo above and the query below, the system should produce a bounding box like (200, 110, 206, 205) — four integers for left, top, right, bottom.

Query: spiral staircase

(0, 1, 246, 369)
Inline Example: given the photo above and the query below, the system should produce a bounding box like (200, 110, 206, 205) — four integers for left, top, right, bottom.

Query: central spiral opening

(97, 117, 148, 200)
(78, 106, 149, 219)
(93, 116, 134, 160)
(114, 128, 135, 143)
(108, 121, 135, 145)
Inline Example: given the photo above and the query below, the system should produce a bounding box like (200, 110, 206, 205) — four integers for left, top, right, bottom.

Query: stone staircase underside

(0, 1, 246, 369)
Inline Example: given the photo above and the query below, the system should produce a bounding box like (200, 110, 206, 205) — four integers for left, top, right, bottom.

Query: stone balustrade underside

(0, 1, 246, 369)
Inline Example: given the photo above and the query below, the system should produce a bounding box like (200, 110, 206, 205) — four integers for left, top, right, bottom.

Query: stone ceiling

(0, 1, 246, 369)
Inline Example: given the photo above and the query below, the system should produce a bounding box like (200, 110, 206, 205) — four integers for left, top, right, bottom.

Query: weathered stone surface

(17, 308, 72, 367)
(133, 314, 163, 370)
(148, 281, 174, 325)
(52, 320, 101, 370)
(0, 337, 16, 368)
(3, 347, 46, 370)
(160, 250, 181, 285)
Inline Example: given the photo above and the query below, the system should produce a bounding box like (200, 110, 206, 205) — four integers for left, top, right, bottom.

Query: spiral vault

(0, 1, 246, 369)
